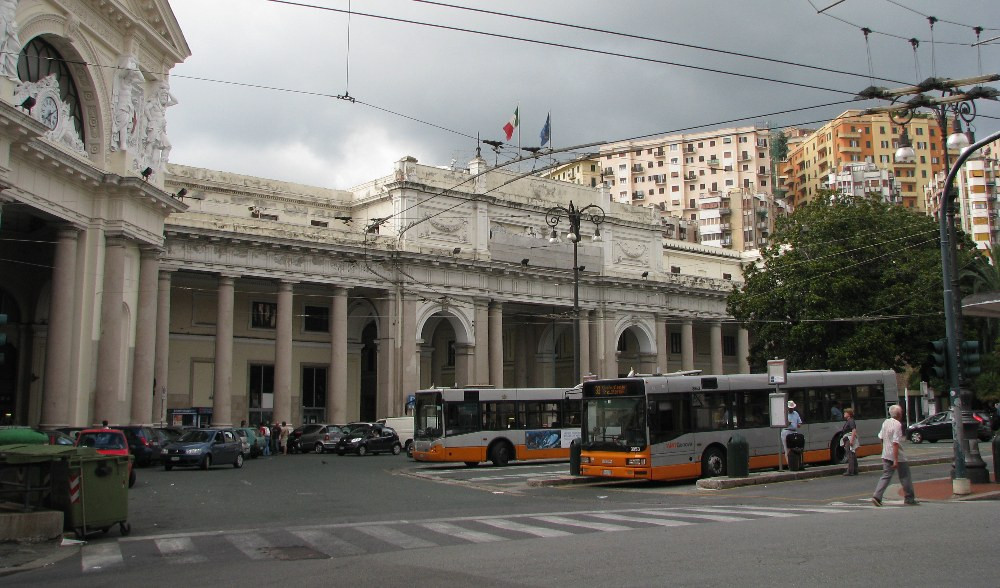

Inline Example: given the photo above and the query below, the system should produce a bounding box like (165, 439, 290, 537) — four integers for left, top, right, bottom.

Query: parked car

(378, 417, 414, 457)
(333, 422, 401, 456)
(293, 424, 344, 454)
(319, 425, 349, 454)
(155, 427, 185, 442)
(38, 429, 75, 446)
(160, 428, 244, 470)
(235, 427, 265, 458)
(110, 425, 162, 467)
(906, 411, 992, 444)
(55, 427, 85, 442)
(76, 428, 135, 488)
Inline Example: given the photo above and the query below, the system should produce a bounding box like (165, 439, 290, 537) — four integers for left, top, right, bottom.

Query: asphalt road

(2, 441, 996, 587)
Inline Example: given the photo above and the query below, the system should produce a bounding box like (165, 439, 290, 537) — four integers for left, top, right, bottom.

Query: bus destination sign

(583, 381, 640, 397)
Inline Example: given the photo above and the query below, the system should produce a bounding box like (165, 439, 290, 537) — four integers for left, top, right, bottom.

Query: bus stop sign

(767, 359, 787, 385)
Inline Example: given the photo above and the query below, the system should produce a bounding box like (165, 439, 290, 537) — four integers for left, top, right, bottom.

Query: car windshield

(179, 430, 213, 443)
(341, 424, 371, 436)
(78, 432, 126, 450)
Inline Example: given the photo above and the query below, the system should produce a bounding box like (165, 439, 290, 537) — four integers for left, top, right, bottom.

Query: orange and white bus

(412, 386, 581, 467)
(579, 370, 898, 481)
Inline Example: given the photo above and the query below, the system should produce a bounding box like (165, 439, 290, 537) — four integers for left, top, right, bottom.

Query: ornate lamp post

(546, 201, 606, 384)
(862, 73, 999, 490)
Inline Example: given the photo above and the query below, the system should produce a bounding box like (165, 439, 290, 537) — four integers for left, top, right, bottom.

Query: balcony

(603, 167, 614, 175)
(686, 173, 697, 181)
(632, 191, 645, 200)
(654, 175, 666, 184)
(720, 237, 733, 247)
(839, 145, 862, 153)
(631, 164, 644, 173)
(708, 159, 720, 168)
(654, 148, 665, 157)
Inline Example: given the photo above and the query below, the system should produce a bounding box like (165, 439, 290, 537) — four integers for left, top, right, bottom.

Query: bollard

(569, 438, 581, 476)
(727, 434, 750, 478)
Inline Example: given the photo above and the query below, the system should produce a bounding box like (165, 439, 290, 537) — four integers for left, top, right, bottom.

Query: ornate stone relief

(0, 0, 21, 80)
(13, 74, 87, 155)
(613, 240, 648, 262)
(110, 53, 145, 153)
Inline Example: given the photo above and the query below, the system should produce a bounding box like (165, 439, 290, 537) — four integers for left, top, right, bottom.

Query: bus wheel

(701, 447, 726, 478)
(489, 442, 511, 467)
(464, 461, 479, 468)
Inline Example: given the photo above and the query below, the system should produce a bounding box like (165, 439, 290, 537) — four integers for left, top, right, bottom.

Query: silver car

(311, 424, 347, 453)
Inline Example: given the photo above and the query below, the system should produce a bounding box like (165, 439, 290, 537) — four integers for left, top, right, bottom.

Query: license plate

(170, 456, 179, 461)
(602, 469, 612, 476)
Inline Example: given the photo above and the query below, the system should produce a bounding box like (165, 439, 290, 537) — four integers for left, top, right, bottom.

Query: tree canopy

(727, 191, 980, 373)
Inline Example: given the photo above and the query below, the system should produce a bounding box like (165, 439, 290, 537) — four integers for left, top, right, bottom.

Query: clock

(39, 95, 59, 130)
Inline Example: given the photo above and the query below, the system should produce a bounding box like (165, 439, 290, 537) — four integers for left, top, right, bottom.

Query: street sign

(767, 359, 787, 385)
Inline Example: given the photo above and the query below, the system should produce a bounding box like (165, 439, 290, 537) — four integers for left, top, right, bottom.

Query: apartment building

(598, 125, 780, 251)
(782, 110, 946, 212)
(925, 141, 1000, 257)
(540, 156, 603, 188)
(826, 162, 900, 203)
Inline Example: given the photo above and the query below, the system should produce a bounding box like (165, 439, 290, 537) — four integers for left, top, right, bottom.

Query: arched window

(17, 37, 84, 141)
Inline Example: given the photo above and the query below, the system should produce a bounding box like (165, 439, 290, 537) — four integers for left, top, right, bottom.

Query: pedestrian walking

(261, 422, 271, 456)
(841, 407, 858, 476)
(872, 404, 917, 506)
(271, 422, 281, 455)
(781, 400, 802, 466)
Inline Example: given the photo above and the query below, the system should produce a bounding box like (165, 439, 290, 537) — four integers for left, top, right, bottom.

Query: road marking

(686, 507, 800, 518)
(226, 533, 274, 560)
(155, 537, 207, 564)
(636, 509, 752, 523)
(421, 521, 506, 543)
(355, 525, 437, 549)
(81, 542, 123, 572)
(476, 518, 573, 538)
(291, 529, 367, 557)
(588, 512, 695, 528)
(467, 473, 557, 482)
(730, 505, 854, 514)
(532, 515, 631, 532)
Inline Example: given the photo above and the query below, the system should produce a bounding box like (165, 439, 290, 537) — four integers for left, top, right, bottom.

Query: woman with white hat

(782, 400, 803, 467)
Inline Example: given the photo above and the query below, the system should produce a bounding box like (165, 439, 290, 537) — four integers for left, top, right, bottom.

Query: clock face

(39, 96, 59, 130)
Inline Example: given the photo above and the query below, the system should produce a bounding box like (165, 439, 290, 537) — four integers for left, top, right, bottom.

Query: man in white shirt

(872, 404, 917, 506)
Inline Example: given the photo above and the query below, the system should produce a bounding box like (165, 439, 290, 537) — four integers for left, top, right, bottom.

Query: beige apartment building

(598, 126, 780, 252)
(781, 110, 946, 211)
(925, 140, 1000, 258)
(541, 156, 603, 188)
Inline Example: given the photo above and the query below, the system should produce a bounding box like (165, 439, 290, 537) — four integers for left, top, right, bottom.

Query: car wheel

(201, 455, 212, 470)
(405, 441, 413, 458)
(909, 431, 923, 444)
(701, 446, 726, 478)
(357, 445, 368, 457)
(315, 442, 324, 454)
(392, 443, 402, 455)
(234, 453, 244, 468)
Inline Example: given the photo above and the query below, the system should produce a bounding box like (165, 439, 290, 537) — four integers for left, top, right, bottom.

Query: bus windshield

(582, 396, 647, 451)
(415, 392, 443, 440)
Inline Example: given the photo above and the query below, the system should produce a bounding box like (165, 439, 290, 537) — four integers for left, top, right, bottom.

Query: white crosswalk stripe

(76, 504, 883, 573)
(355, 524, 437, 549)
(476, 517, 573, 538)
(81, 542, 123, 573)
(155, 537, 207, 564)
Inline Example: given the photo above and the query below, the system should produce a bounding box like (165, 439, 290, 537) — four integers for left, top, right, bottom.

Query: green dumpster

(55, 452, 131, 538)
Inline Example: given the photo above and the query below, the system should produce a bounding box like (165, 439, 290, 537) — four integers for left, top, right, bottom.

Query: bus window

(522, 401, 560, 428)
(482, 401, 517, 430)
(853, 384, 885, 419)
(564, 399, 581, 427)
(737, 390, 769, 428)
(692, 392, 730, 431)
(445, 401, 478, 436)
(648, 395, 688, 444)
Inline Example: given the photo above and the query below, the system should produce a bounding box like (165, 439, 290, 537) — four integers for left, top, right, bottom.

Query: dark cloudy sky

(166, 0, 1000, 189)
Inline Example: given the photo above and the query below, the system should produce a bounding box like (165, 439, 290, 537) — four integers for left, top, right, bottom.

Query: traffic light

(960, 340, 981, 379)
(928, 338, 948, 379)
(0, 313, 6, 365)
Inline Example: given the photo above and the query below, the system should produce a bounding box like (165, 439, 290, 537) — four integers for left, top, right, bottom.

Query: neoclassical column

(39, 227, 79, 429)
(454, 343, 474, 387)
(517, 325, 531, 387)
(273, 280, 294, 424)
(710, 321, 723, 375)
(577, 308, 590, 378)
(655, 314, 668, 374)
(328, 287, 349, 425)
(488, 300, 503, 387)
(212, 274, 236, 427)
(153, 270, 172, 425)
(94, 237, 128, 425)
(738, 327, 751, 374)
(474, 298, 489, 384)
(588, 310, 600, 379)
(400, 294, 419, 414)
(130, 248, 160, 424)
(374, 296, 394, 419)
(603, 308, 617, 378)
(681, 319, 695, 371)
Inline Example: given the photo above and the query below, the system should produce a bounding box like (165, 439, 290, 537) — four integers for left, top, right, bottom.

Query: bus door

(646, 394, 694, 466)
(734, 389, 780, 457)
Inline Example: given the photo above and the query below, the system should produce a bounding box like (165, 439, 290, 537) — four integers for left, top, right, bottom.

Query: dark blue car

(161, 428, 244, 470)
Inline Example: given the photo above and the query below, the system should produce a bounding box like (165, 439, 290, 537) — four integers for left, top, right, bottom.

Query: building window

(18, 37, 85, 141)
(248, 363, 275, 425)
(251, 302, 277, 329)
(670, 332, 681, 354)
(670, 265, 681, 273)
(301, 366, 327, 423)
(304, 305, 330, 333)
(723, 336, 736, 356)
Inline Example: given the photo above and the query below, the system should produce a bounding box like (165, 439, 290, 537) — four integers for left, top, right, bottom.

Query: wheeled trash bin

(51, 451, 131, 538)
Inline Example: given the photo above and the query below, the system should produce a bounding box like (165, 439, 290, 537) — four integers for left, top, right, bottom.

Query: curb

(0, 538, 79, 577)
(696, 456, 954, 490)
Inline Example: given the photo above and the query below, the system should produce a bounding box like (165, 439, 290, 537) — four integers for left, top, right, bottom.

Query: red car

(76, 428, 136, 488)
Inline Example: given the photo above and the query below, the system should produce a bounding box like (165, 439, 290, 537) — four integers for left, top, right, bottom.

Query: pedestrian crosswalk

(77, 504, 885, 573)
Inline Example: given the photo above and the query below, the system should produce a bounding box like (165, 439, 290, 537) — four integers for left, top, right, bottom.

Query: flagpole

(517, 103, 521, 166)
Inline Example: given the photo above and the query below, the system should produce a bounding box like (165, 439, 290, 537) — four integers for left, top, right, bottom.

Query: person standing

(280, 421, 290, 455)
(261, 422, 271, 456)
(781, 400, 802, 467)
(271, 422, 281, 455)
(872, 404, 917, 506)
(841, 407, 858, 476)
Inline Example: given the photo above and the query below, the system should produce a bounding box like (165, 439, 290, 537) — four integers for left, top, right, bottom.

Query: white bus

(579, 370, 898, 481)
(412, 386, 581, 467)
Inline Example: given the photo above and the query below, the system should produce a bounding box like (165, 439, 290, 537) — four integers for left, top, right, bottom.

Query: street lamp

(863, 73, 1000, 491)
(546, 200, 606, 384)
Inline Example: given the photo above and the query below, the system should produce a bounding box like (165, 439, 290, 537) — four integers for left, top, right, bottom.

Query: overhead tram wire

(806, 0, 995, 45)
(266, 0, 858, 96)
(880, 0, 1000, 33)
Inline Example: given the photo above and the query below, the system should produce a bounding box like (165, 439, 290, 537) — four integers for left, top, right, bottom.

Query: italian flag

(503, 107, 519, 141)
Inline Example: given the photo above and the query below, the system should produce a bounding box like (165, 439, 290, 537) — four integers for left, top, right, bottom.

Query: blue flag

(540, 113, 551, 147)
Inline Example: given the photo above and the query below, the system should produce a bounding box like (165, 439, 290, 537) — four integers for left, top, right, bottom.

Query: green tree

(727, 191, 978, 373)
